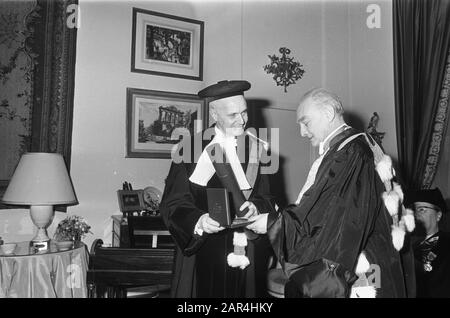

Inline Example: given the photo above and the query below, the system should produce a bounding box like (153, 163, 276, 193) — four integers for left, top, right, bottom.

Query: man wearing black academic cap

(408, 188, 450, 298)
(160, 80, 277, 297)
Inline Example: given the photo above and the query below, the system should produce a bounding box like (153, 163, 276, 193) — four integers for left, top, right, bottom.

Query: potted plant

(54, 215, 92, 249)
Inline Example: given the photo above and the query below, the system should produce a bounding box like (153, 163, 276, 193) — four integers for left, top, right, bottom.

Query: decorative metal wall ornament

(366, 112, 386, 150)
(263, 47, 305, 92)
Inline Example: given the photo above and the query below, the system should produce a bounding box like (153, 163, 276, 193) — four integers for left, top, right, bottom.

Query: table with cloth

(0, 241, 89, 298)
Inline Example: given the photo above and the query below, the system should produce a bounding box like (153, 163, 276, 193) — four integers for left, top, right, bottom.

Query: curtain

(0, 0, 77, 209)
(393, 0, 450, 190)
(432, 60, 450, 193)
(393, 0, 450, 299)
(432, 54, 450, 231)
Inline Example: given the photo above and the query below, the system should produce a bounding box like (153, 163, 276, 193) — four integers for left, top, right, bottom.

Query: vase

(72, 234, 81, 246)
(55, 240, 73, 251)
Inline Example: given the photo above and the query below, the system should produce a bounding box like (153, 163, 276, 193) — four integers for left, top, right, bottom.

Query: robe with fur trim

(160, 129, 278, 298)
(267, 128, 409, 298)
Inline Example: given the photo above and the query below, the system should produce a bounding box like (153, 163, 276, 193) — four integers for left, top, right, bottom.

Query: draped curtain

(393, 0, 450, 190)
(0, 0, 77, 208)
(432, 60, 450, 231)
(433, 61, 450, 194)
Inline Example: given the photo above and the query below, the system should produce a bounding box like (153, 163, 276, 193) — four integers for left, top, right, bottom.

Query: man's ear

(437, 211, 442, 222)
(322, 104, 335, 122)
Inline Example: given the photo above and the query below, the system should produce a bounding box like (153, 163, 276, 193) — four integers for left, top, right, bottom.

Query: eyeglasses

(415, 206, 438, 214)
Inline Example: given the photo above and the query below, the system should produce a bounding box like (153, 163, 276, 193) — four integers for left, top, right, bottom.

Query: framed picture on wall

(126, 87, 206, 158)
(131, 8, 204, 81)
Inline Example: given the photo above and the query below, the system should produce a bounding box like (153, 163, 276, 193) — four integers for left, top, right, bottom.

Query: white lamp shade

(2, 152, 78, 205)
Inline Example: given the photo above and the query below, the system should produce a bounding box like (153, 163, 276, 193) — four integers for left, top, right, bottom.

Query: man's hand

(246, 213, 268, 234)
(197, 213, 225, 234)
(240, 201, 259, 219)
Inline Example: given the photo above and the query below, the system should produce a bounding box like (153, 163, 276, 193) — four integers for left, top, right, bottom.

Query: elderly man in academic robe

(248, 87, 413, 298)
(160, 80, 278, 298)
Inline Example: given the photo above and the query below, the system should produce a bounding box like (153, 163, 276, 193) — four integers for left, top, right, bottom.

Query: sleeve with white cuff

(194, 218, 204, 236)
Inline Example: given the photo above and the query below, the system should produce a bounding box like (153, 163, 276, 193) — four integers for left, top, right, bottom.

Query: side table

(0, 240, 89, 298)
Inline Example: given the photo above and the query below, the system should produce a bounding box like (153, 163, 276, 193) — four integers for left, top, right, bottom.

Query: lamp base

(31, 240, 49, 252)
(30, 205, 54, 251)
(31, 226, 52, 243)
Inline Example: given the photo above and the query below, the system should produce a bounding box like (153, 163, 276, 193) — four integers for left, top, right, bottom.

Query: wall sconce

(1, 153, 78, 251)
(263, 47, 305, 92)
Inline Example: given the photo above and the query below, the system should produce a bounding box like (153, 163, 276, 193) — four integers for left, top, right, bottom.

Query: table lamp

(1, 152, 78, 250)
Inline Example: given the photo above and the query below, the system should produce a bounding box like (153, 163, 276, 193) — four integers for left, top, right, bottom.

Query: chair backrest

(127, 215, 174, 248)
(87, 239, 175, 289)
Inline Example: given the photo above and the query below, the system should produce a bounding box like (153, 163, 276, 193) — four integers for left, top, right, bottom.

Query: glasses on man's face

(415, 206, 438, 214)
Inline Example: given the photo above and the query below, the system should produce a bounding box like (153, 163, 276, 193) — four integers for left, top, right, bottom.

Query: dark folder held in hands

(207, 188, 254, 228)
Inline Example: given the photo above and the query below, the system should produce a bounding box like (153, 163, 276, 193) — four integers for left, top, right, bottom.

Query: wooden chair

(87, 239, 175, 298)
(127, 214, 174, 249)
(267, 268, 288, 298)
(266, 256, 288, 298)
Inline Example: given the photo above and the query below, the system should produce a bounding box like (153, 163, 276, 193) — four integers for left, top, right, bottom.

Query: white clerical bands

(189, 127, 251, 190)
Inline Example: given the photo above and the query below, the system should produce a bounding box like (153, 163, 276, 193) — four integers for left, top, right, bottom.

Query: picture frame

(117, 190, 145, 212)
(131, 8, 204, 81)
(126, 87, 207, 158)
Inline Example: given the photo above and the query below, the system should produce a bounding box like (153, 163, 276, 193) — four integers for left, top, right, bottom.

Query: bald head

(296, 88, 346, 146)
(299, 88, 344, 116)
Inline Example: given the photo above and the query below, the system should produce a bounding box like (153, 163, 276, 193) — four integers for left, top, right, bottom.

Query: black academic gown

(413, 231, 450, 298)
(267, 128, 410, 298)
(160, 129, 277, 298)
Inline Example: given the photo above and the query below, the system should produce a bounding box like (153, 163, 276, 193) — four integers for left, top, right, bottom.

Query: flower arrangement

(54, 215, 92, 242)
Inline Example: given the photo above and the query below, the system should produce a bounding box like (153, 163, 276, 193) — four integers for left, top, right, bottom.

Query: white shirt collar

(319, 123, 349, 155)
(425, 231, 439, 241)
(214, 126, 237, 147)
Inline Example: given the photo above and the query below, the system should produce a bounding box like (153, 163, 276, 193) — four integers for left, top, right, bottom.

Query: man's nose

(300, 124, 308, 137)
(237, 113, 245, 125)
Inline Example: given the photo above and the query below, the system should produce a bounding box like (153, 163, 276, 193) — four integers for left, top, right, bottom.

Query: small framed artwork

(117, 190, 145, 212)
(126, 87, 206, 158)
(131, 8, 204, 81)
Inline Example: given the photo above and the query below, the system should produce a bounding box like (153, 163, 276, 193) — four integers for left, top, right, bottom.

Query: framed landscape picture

(126, 88, 206, 158)
(131, 8, 204, 81)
